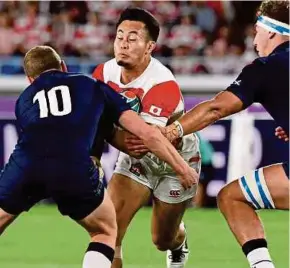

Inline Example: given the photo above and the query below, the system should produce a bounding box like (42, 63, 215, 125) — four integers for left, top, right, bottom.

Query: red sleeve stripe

(92, 63, 105, 81)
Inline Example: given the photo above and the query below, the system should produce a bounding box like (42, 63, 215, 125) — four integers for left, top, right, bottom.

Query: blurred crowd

(0, 1, 261, 74)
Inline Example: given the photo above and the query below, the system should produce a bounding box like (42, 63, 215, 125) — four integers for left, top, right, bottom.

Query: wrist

(173, 121, 184, 138)
(173, 160, 189, 175)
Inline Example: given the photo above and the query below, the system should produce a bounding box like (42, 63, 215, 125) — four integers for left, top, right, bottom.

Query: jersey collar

(270, 41, 290, 55)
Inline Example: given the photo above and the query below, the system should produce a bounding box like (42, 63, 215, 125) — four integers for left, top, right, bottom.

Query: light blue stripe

(254, 170, 274, 209)
(257, 16, 290, 35)
(241, 176, 261, 209)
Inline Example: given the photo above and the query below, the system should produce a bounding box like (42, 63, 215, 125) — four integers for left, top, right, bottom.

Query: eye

(116, 34, 123, 40)
(128, 33, 138, 42)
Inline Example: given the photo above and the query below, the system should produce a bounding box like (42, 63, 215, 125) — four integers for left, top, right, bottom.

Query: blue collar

(270, 41, 289, 55)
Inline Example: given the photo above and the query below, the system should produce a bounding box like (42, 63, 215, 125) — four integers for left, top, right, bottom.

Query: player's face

(253, 25, 270, 57)
(114, 20, 155, 68)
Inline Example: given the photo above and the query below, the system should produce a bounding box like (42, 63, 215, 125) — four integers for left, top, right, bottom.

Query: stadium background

(0, 1, 288, 268)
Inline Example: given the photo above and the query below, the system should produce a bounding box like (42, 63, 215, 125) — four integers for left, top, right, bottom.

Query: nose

(120, 39, 129, 50)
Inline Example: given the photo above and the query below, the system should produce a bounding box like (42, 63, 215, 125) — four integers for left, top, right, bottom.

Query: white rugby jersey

(92, 57, 184, 127)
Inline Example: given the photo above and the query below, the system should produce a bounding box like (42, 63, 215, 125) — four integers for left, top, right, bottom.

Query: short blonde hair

(24, 46, 62, 79)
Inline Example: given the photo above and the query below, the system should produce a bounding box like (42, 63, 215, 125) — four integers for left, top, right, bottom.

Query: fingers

(181, 179, 195, 190)
(275, 126, 289, 141)
(156, 125, 166, 135)
(179, 170, 199, 190)
(126, 144, 149, 152)
(125, 137, 144, 146)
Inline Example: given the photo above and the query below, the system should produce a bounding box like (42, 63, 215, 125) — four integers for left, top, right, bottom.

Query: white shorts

(114, 133, 201, 204)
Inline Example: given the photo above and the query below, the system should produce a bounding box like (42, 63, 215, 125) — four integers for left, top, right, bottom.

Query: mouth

(118, 53, 129, 58)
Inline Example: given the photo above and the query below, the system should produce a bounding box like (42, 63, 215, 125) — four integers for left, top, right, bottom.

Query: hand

(275, 126, 289, 142)
(125, 132, 149, 158)
(157, 124, 180, 143)
(177, 167, 199, 190)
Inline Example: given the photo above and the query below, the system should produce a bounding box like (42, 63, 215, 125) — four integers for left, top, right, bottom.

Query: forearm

(178, 91, 244, 136)
(179, 100, 223, 135)
(140, 128, 188, 175)
(119, 110, 189, 174)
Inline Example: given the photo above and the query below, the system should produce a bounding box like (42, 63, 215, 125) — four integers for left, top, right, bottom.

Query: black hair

(116, 7, 160, 42)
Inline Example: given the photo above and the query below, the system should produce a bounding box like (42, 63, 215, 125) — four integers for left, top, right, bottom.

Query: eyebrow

(117, 29, 139, 35)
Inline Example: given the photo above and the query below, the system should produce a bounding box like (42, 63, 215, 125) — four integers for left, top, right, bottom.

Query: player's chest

(106, 80, 149, 100)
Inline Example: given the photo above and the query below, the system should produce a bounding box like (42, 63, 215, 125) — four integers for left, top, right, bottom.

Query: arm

(119, 110, 198, 189)
(99, 81, 198, 188)
(109, 127, 149, 158)
(164, 60, 265, 140)
(179, 91, 243, 135)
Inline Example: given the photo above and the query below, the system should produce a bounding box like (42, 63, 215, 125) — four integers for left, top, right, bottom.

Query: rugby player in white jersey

(92, 7, 201, 268)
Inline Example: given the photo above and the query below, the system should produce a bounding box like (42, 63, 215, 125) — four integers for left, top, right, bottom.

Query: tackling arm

(109, 127, 148, 158)
(181, 91, 243, 134)
(165, 91, 244, 141)
(165, 60, 265, 141)
(118, 110, 198, 189)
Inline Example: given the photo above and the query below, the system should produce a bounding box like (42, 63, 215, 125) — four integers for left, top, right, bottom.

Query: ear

(61, 60, 68, 72)
(27, 76, 33, 84)
(269, 32, 276, 39)
(147, 41, 156, 54)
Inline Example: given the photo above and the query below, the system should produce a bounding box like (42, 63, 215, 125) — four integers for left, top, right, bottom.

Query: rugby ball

(120, 91, 141, 113)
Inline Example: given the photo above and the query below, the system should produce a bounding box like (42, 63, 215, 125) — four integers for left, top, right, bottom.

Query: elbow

(209, 100, 228, 122)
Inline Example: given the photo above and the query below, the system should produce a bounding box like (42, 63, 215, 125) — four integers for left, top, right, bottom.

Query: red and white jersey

(92, 57, 184, 127)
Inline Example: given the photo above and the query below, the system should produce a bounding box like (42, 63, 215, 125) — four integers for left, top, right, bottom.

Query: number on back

(33, 86, 72, 118)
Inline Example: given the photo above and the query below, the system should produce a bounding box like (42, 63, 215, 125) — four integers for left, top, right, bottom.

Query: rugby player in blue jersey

(155, 1, 289, 267)
(0, 45, 198, 268)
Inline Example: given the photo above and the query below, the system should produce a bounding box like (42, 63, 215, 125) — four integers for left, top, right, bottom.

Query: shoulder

(252, 54, 283, 67)
(92, 59, 118, 82)
(19, 83, 34, 100)
(149, 57, 177, 84)
(238, 57, 267, 77)
(66, 73, 96, 82)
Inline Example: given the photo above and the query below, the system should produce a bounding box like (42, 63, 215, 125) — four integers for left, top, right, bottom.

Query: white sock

(83, 251, 111, 268)
(172, 222, 186, 251)
(114, 246, 123, 259)
(247, 248, 275, 268)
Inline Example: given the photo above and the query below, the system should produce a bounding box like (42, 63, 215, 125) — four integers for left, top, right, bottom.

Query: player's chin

(116, 59, 132, 68)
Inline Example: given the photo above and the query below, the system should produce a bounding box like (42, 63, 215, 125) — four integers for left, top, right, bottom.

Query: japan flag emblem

(149, 105, 162, 116)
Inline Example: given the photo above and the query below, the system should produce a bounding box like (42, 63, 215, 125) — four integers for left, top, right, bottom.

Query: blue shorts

(282, 161, 289, 178)
(0, 151, 104, 220)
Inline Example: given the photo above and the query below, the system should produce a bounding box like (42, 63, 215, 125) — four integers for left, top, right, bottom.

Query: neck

(267, 36, 289, 55)
(120, 57, 151, 85)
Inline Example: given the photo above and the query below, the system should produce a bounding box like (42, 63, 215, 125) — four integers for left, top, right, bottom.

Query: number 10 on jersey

(33, 86, 72, 118)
